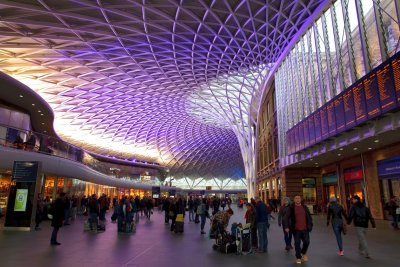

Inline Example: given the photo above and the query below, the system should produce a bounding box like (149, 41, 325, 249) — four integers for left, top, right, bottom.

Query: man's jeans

(189, 209, 194, 221)
(257, 222, 268, 252)
(293, 230, 310, 259)
(51, 227, 59, 243)
(332, 224, 343, 251)
(355, 227, 369, 256)
(200, 214, 206, 231)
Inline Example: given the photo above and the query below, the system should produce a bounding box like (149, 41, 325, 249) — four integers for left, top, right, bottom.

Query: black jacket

(278, 204, 290, 229)
(283, 203, 313, 232)
(347, 202, 376, 228)
(51, 197, 65, 228)
(327, 202, 348, 226)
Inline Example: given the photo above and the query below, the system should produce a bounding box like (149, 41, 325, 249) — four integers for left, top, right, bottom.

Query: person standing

(35, 193, 45, 230)
(50, 192, 65, 245)
(388, 196, 399, 229)
(245, 203, 257, 249)
(347, 195, 376, 258)
(327, 197, 348, 256)
(284, 195, 313, 264)
(198, 198, 208, 234)
(255, 197, 269, 253)
(163, 197, 171, 224)
(88, 194, 100, 231)
(188, 196, 194, 222)
(278, 197, 293, 252)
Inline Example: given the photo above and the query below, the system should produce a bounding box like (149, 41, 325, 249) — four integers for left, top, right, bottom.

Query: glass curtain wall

(276, 0, 400, 158)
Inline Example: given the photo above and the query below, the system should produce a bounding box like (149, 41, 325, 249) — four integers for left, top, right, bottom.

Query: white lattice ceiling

(0, 0, 325, 180)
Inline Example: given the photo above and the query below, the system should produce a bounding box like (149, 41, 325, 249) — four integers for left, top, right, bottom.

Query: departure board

(352, 81, 368, 124)
(303, 119, 309, 149)
(314, 110, 322, 142)
(363, 72, 381, 118)
(308, 115, 316, 145)
(320, 107, 329, 138)
(391, 54, 400, 105)
(343, 89, 356, 129)
(376, 63, 396, 112)
(334, 95, 345, 131)
(327, 101, 336, 136)
(285, 51, 400, 155)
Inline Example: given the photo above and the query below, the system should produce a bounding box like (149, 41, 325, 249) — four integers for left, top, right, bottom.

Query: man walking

(347, 195, 376, 258)
(255, 196, 269, 253)
(284, 195, 313, 264)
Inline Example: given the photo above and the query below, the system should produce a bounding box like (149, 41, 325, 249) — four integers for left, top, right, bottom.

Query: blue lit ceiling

(0, 0, 326, 181)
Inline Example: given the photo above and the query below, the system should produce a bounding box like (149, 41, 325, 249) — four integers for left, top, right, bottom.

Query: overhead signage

(377, 156, 400, 178)
(12, 161, 40, 182)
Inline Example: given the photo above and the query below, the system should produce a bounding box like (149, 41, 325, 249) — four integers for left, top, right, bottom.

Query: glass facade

(276, 0, 400, 158)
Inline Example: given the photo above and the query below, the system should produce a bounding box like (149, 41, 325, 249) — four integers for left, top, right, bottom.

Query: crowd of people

(39, 191, 382, 265)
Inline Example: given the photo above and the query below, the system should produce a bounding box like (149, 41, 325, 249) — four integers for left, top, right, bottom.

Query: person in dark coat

(278, 197, 293, 252)
(50, 192, 65, 245)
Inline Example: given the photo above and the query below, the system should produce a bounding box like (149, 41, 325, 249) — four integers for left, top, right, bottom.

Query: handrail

(0, 123, 162, 184)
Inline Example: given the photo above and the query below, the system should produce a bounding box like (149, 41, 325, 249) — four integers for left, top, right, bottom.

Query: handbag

(342, 223, 347, 235)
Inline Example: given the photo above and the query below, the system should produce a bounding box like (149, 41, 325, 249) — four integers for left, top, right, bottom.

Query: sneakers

(50, 242, 61, 246)
(338, 250, 344, 256)
(296, 259, 302, 264)
(302, 255, 308, 262)
(200, 231, 206, 234)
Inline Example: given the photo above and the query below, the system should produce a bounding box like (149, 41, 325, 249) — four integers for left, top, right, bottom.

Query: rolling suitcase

(175, 214, 184, 233)
(236, 223, 252, 254)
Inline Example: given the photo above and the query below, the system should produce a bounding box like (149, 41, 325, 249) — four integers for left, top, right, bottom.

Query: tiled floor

(0, 206, 399, 267)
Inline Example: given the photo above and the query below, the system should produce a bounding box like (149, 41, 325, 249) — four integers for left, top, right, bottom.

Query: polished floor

(0, 206, 399, 267)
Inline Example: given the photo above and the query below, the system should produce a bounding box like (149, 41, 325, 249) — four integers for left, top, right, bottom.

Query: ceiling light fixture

(368, 147, 372, 150)
(374, 139, 379, 143)
(353, 147, 358, 151)
(19, 95, 23, 98)
(338, 153, 341, 156)
(32, 103, 35, 106)
(339, 148, 343, 151)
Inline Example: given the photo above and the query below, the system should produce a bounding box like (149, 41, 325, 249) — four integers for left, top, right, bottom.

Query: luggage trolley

(236, 223, 252, 255)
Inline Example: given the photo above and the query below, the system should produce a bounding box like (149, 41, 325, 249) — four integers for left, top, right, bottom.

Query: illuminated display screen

(286, 51, 400, 155)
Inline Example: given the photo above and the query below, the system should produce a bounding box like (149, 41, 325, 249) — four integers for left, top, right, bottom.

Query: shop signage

(14, 189, 28, 212)
(169, 188, 176, 197)
(302, 178, 316, 188)
(322, 173, 338, 184)
(377, 156, 400, 178)
(152, 186, 160, 199)
(344, 167, 363, 181)
(12, 161, 40, 182)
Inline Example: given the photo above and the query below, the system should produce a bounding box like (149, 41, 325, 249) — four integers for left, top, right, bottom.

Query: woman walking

(278, 197, 292, 251)
(327, 197, 348, 256)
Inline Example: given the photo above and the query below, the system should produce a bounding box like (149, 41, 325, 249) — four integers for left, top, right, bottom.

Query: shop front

(378, 156, 400, 219)
(343, 167, 365, 207)
(302, 178, 316, 213)
(322, 173, 339, 205)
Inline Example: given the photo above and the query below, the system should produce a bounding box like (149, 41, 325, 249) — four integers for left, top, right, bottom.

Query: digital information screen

(320, 107, 329, 139)
(352, 81, 368, 124)
(314, 110, 322, 142)
(327, 101, 336, 136)
(363, 72, 381, 118)
(390, 54, 400, 105)
(308, 115, 316, 146)
(285, 51, 400, 154)
(334, 95, 345, 131)
(343, 89, 356, 129)
(376, 63, 396, 112)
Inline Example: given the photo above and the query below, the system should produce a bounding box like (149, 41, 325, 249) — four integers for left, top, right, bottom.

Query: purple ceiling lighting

(0, 0, 325, 185)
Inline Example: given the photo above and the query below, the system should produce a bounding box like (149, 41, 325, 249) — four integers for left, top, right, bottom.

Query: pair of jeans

(257, 222, 268, 252)
(64, 209, 70, 224)
(283, 229, 292, 248)
(332, 224, 343, 251)
(355, 227, 369, 256)
(200, 214, 206, 231)
(89, 213, 98, 230)
(189, 209, 194, 221)
(51, 227, 59, 243)
(293, 230, 310, 259)
(392, 213, 399, 228)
